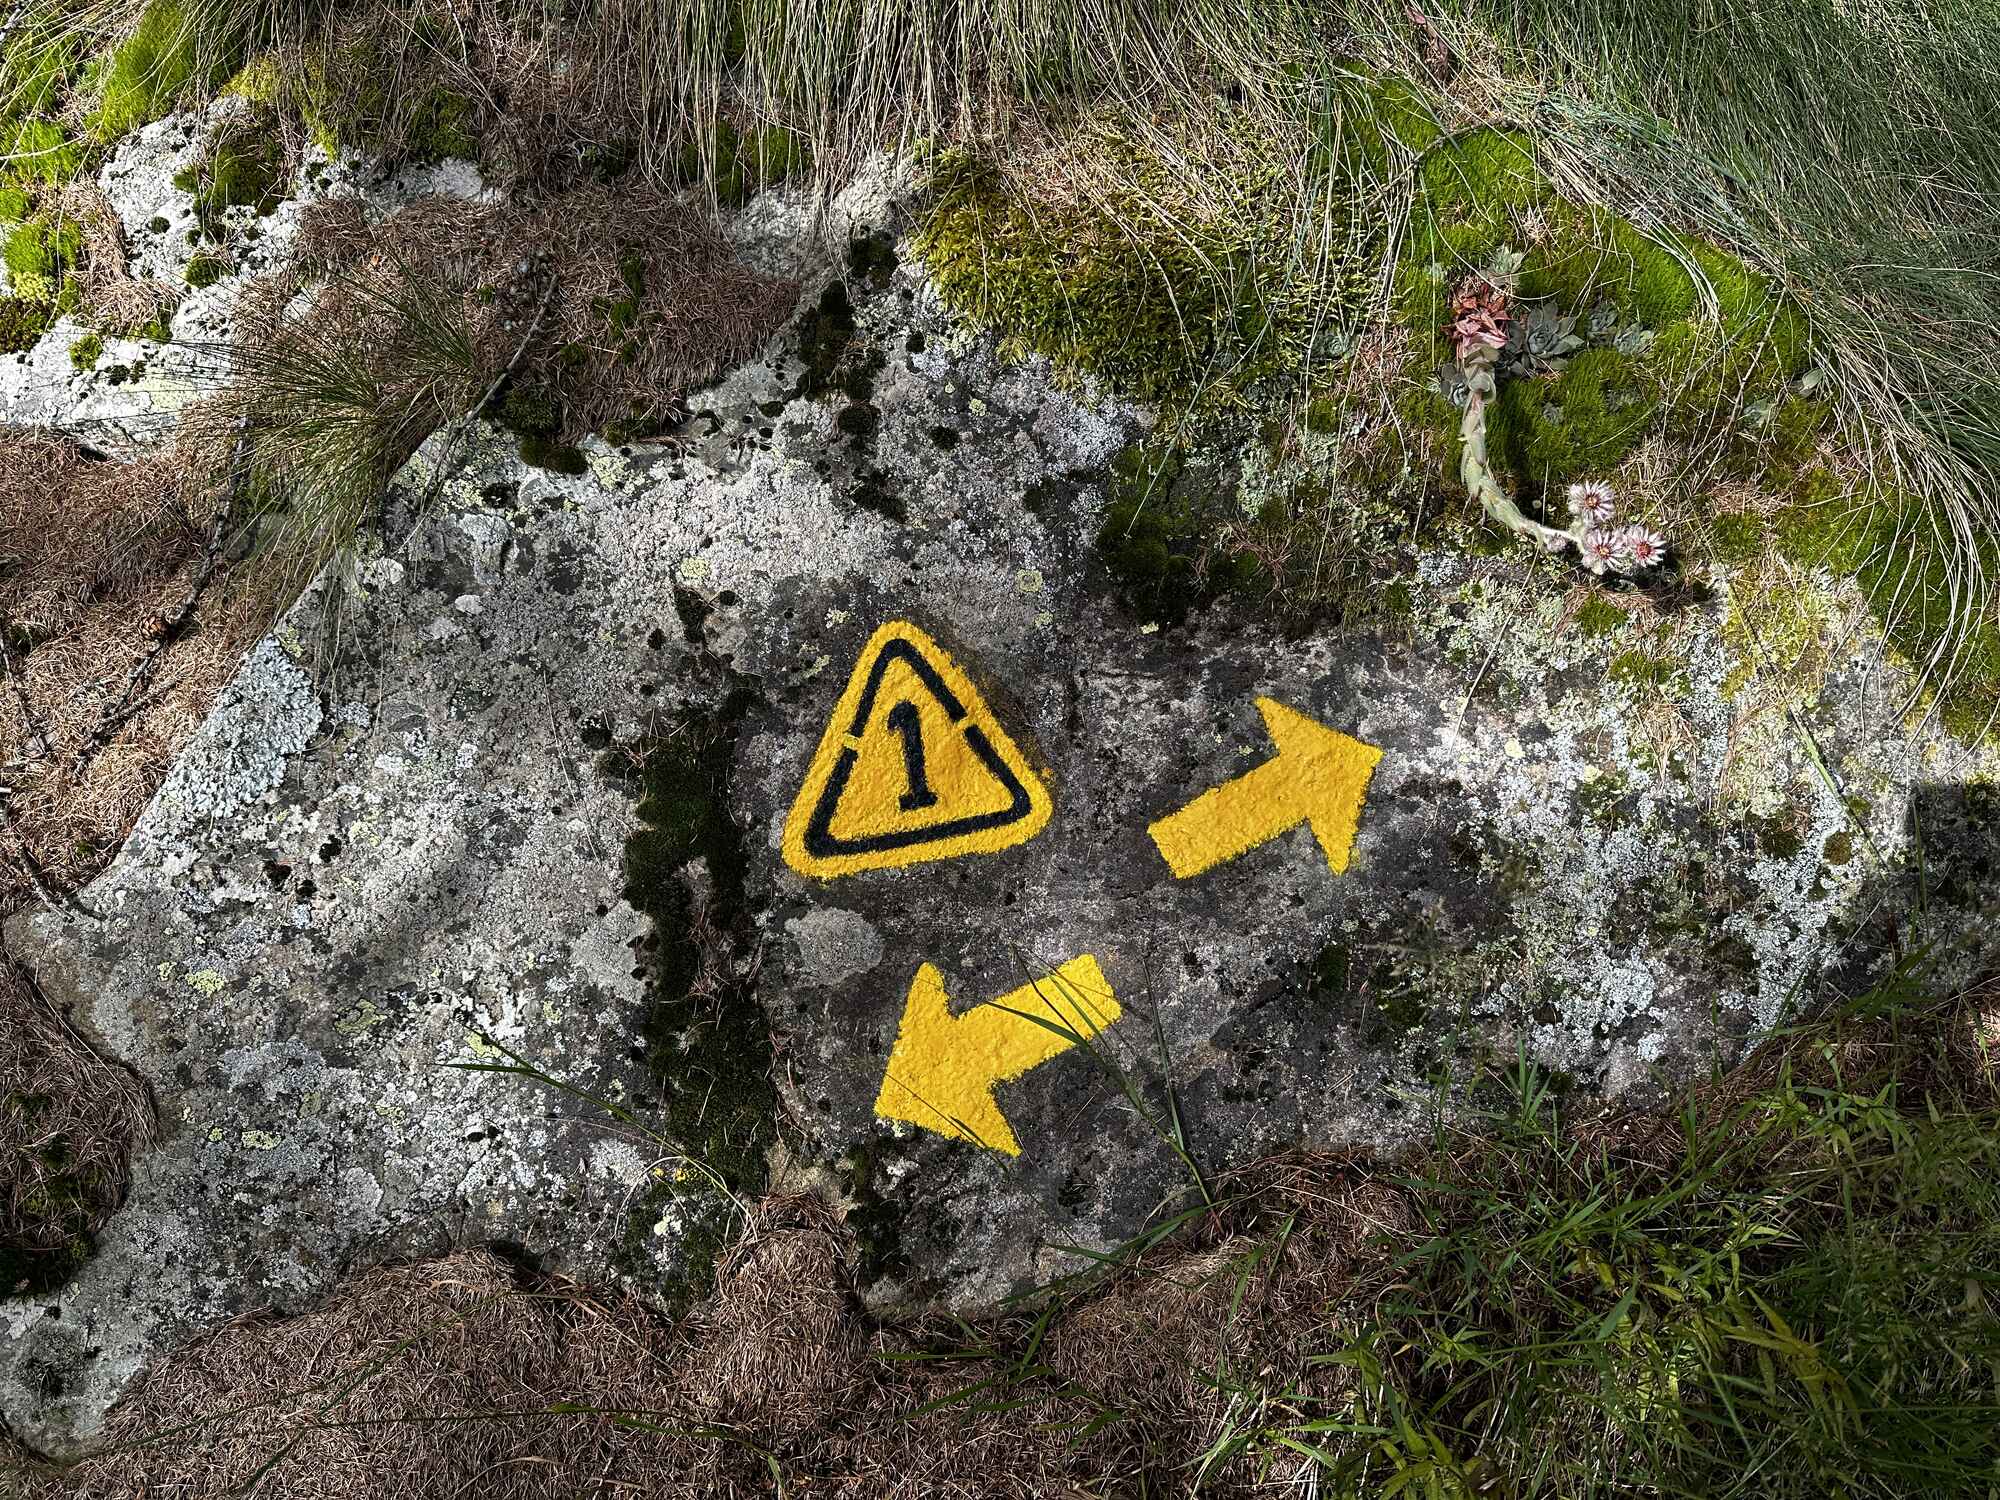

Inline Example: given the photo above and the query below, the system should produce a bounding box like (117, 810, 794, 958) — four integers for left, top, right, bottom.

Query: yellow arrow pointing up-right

(873, 955, 1121, 1156)
(1149, 697, 1382, 879)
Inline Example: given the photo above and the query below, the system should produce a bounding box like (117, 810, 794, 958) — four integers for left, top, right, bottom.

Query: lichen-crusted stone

(6, 207, 1997, 1453)
(0, 491, 668, 1453)
(148, 636, 321, 838)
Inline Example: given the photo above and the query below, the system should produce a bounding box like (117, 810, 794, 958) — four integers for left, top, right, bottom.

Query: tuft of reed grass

(201, 260, 493, 583)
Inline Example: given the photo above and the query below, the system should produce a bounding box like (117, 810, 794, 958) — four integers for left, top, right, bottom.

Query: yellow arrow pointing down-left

(873, 955, 1121, 1156)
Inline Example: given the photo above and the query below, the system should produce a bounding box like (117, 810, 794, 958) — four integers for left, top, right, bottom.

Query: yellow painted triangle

(873, 955, 1122, 1156)
(783, 620, 1053, 878)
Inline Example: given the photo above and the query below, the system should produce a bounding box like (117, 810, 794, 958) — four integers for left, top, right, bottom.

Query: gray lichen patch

(148, 636, 321, 839)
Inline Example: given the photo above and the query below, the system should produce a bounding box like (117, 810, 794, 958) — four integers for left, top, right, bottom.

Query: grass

(2, 0, 1988, 724)
(0, 960, 153, 1298)
(204, 260, 491, 580)
(0, 426, 273, 919)
(0, 8, 1996, 1480)
(224, 181, 792, 564)
(9, 966, 1994, 1496)
(1274, 1020, 2000, 1496)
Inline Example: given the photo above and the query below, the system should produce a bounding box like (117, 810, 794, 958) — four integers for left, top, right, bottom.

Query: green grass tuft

(90, 0, 234, 141)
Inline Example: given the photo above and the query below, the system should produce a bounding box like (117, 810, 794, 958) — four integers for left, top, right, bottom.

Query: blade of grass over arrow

(1000, 947, 1214, 1209)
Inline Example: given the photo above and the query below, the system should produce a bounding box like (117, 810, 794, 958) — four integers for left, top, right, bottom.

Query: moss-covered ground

(0, 212, 82, 351)
(912, 61, 1999, 734)
(174, 115, 287, 240)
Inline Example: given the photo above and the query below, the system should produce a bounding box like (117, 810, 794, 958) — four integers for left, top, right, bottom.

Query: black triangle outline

(803, 638, 1036, 859)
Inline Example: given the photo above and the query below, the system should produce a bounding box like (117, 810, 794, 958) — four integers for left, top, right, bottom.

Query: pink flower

(1579, 527, 1624, 575)
(1447, 278, 1511, 362)
(1622, 526, 1668, 570)
(1566, 480, 1617, 525)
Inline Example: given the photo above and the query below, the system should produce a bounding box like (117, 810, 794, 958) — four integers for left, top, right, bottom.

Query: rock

(6, 217, 1997, 1454)
(0, 100, 496, 452)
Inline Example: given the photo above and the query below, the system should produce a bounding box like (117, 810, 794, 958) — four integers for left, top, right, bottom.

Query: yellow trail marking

(783, 620, 1052, 879)
(873, 955, 1121, 1156)
(1149, 696, 1382, 879)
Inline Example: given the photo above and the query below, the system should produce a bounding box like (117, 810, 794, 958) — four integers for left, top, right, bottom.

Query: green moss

(1417, 128, 1549, 248)
(1302, 925, 1433, 1042)
(1748, 811, 1806, 860)
(748, 124, 809, 187)
(610, 698, 773, 1309)
(183, 247, 228, 289)
(1771, 475, 1883, 576)
(1309, 943, 1350, 1001)
(91, 0, 233, 142)
(1823, 830, 1855, 867)
(1575, 595, 1628, 637)
(1576, 770, 1632, 829)
(297, 16, 476, 166)
(1376, 988, 1429, 1033)
(1, 23, 84, 117)
(1, 117, 82, 188)
(494, 381, 587, 474)
(846, 230, 898, 289)
(793, 280, 856, 400)
(0, 296, 50, 351)
(402, 86, 476, 164)
(1487, 347, 1658, 482)
(0, 25, 87, 191)
(842, 1142, 913, 1284)
(1607, 649, 1682, 692)
(1767, 478, 2000, 737)
(1096, 440, 1266, 623)
(914, 146, 1357, 407)
(1362, 72, 1442, 157)
(0, 1117, 102, 1298)
(4, 215, 81, 307)
(67, 330, 102, 370)
(1709, 511, 1767, 567)
(1515, 207, 1699, 328)
(220, 52, 280, 106)
(173, 118, 286, 239)
(671, 118, 805, 205)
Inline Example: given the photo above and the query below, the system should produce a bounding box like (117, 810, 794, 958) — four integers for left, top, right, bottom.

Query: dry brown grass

(296, 183, 796, 439)
(58, 179, 180, 334)
(0, 956, 153, 1298)
(4, 1172, 1413, 1497)
(0, 426, 278, 918)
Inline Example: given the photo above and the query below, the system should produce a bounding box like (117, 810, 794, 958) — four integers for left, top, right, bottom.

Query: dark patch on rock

(603, 692, 774, 1311)
(671, 587, 711, 646)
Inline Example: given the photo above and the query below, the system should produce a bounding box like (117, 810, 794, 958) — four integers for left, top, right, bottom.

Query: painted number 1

(886, 700, 939, 812)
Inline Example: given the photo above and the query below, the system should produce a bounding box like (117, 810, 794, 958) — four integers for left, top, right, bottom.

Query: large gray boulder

(6, 224, 1996, 1454)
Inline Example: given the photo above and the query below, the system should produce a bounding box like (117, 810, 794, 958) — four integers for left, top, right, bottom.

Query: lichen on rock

(148, 635, 321, 839)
